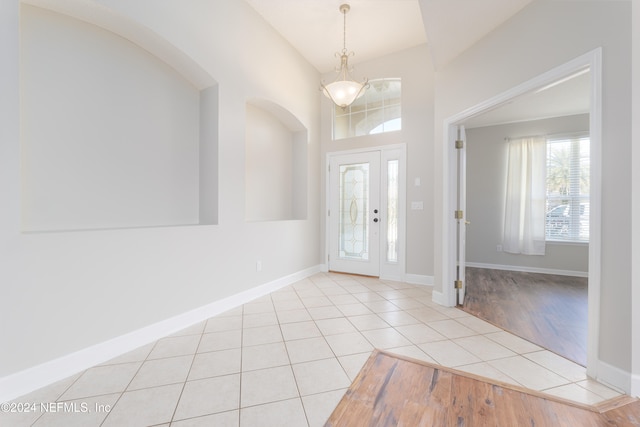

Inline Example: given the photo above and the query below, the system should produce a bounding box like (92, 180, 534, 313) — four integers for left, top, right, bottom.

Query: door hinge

(455, 139, 464, 149)
(454, 210, 463, 219)
(328, 209, 330, 216)
(454, 280, 463, 289)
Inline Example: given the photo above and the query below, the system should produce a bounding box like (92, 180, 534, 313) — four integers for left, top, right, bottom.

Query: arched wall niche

(21, 0, 216, 90)
(245, 99, 308, 222)
(20, 0, 219, 231)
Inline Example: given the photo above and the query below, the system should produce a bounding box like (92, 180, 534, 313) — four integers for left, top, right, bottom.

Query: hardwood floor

(461, 267, 588, 366)
(325, 350, 640, 427)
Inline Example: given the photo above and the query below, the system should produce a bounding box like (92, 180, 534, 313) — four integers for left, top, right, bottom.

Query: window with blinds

(545, 135, 590, 242)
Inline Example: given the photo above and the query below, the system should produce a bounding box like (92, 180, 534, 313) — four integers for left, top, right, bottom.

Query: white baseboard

(465, 262, 588, 278)
(0, 264, 322, 403)
(432, 290, 449, 306)
(596, 359, 632, 395)
(404, 274, 433, 286)
(632, 372, 640, 398)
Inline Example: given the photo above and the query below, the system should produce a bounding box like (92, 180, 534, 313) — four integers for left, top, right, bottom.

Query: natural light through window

(333, 78, 401, 140)
(387, 159, 399, 263)
(545, 134, 590, 242)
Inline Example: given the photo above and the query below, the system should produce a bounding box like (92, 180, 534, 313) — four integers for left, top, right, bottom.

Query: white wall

(320, 44, 435, 280)
(466, 114, 589, 274)
(245, 103, 294, 221)
(631, 0, 640, 397)
(21, 6, 202, 231)
(1, 0, 321, 388)
(432, 1, 632, 390)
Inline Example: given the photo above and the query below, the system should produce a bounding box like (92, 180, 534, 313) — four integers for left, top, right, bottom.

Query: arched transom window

(333, 78, 401, 140)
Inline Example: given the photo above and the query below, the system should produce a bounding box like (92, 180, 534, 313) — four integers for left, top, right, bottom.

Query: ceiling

(244, 0, 589, 126)
(244, 0, 533, 73)
(464, 70, 591, 129)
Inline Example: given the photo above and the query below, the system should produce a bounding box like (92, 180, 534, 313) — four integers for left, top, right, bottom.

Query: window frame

(545, 133, 590, 243)
(332, 78, 401, 140)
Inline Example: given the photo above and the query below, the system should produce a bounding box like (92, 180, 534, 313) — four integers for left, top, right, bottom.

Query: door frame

(326, 144, 407, 280)
(440, 48, 602, 378)
(455, 125, 467, 306)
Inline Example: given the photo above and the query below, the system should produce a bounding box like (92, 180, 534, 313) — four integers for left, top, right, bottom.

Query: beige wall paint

(432, 1, 631, 387)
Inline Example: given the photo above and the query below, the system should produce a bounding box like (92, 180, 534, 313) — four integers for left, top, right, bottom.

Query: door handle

(373, 218, 379, 223)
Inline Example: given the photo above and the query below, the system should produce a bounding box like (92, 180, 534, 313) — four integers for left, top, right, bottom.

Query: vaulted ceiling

(245, 0, 590, 127)
(244, 0, 533, 73)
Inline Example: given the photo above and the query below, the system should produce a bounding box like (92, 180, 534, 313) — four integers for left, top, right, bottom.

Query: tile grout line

(98, 338, 160, 427)
(164, 321, 214, 426)
(272, 291, 312, 427)
(236, 303, 245, 427)
(11, 272, 622, 427)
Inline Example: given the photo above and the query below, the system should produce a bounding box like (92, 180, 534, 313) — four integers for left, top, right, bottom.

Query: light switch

(414, 177, 421, 186)
(411, 201, 424, 210)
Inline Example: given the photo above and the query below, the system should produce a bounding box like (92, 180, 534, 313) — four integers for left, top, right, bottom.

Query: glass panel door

(329, 152, 380, 276)
(339, 162, 370, 261)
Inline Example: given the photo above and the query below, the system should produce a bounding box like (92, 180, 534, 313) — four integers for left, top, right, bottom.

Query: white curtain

(502, 136, 546, 255)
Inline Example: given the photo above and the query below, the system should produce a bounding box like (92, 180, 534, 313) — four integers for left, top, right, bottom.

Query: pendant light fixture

(320, 4, 369, 109)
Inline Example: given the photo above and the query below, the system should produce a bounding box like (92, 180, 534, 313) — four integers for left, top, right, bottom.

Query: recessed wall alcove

(245, 99, 308, 222)
(20, 3, 219, 232)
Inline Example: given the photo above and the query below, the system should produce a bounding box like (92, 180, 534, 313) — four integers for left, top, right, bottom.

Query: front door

(329, 151, 381, 276)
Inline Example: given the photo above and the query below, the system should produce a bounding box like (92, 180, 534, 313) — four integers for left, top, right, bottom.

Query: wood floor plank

(325, 350, 639, 427)
(462, 267, 588, 365)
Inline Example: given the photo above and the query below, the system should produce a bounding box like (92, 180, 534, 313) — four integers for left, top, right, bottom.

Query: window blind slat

(545, 136, 590, 242)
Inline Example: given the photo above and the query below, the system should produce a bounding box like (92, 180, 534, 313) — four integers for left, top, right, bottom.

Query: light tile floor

(3, 273, 623, 427)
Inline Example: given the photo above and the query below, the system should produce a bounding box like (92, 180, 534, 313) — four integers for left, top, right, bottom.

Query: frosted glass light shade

(322, 80, 366, 109)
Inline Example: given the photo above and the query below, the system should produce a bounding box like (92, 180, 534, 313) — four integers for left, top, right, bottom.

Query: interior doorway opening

(461, 116, 590, 366)
(441, 49, 602, 378)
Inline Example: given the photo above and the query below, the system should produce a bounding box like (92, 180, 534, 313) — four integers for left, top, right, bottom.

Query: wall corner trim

(0, 264, 322, 403)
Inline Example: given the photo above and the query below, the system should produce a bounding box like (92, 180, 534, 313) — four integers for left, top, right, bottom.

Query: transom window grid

(545, 135, 590, 242)
(333, 78, 401, 140)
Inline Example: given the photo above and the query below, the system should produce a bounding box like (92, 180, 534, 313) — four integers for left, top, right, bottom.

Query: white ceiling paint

(244, 0, 587, 125)
(245, 0, 427, 73)
(244, 0, 533, 73)
(464, 71, 591, 129)
(418, 0, 533, 70)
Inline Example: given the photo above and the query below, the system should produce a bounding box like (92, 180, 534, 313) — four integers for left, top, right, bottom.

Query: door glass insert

(387, 159, 399, 263)
(339, 163, 369, 260)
